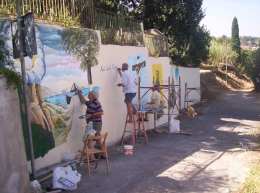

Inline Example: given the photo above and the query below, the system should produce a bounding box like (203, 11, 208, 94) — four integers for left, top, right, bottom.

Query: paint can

(123, 145, 134, 155)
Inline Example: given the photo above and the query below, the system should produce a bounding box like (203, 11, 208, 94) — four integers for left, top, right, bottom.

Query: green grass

(240, 163, 260, 193)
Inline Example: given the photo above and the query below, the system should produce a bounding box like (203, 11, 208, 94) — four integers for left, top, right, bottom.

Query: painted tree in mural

(61, 28, 99, 84)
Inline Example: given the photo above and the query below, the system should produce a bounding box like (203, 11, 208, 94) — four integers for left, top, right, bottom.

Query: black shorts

(124, 93, 136, 104)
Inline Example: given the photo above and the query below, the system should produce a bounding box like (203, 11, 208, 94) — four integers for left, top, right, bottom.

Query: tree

(231, 17, 241, 62)
(141, 0, 209, 67)
(183, 26, 211, 66)
(253, 48, 260, 91)
(208, 38, 238, 67)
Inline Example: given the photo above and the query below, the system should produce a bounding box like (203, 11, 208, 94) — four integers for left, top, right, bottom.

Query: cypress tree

(231, 17, 241, 62)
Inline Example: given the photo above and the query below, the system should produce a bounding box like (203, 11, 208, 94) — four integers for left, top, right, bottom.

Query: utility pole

(16, 0, 36, 179)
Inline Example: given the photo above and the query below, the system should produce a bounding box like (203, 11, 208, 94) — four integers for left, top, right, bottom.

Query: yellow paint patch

(152, 64, 164, 86)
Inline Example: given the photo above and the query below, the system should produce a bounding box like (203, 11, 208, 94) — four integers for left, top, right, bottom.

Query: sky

(202, 0, 260, 37)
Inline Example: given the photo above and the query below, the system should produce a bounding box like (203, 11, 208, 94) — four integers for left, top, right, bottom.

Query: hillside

(200, 66, 254, 100)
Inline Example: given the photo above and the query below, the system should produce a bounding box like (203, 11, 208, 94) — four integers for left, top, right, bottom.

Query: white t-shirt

(121, 70, 137, 94)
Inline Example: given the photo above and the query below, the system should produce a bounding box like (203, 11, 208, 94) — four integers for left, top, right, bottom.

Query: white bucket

(123, 145, 134, 155)
(169, 117, 180, 133)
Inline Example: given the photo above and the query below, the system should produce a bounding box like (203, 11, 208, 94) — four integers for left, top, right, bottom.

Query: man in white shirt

(117, 63, 137, 122)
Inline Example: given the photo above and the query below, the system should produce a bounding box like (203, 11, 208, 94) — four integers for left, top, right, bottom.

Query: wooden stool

(80, 132, 110, 176)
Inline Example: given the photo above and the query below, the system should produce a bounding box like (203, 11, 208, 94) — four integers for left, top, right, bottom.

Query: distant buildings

(240, 37, 260, 51)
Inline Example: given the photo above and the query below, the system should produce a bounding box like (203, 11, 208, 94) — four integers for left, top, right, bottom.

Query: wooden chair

(80, 132, 110, 176)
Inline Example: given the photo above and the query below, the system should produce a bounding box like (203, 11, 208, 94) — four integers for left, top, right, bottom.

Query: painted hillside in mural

(0, 20, 100, 159)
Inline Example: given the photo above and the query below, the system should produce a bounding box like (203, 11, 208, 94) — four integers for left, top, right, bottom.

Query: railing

(0, 0, 142, 32)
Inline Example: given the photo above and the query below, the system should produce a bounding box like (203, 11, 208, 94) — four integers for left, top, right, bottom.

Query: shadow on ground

(70, 91, 260, 193)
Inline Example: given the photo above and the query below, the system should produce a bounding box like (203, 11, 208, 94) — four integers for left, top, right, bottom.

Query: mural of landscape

(0, 20, 100, 159)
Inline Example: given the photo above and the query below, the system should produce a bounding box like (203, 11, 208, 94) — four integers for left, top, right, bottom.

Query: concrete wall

(35, 45, 201, 170)
(0, 21, 200, 170)
(0, 77, 30, 193)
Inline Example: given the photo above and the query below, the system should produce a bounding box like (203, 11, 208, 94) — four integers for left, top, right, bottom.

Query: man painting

(117, 63, 137, 122)
(77, 89, 103, 136)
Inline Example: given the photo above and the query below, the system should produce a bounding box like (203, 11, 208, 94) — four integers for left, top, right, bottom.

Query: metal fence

(0, 0, 142, 32)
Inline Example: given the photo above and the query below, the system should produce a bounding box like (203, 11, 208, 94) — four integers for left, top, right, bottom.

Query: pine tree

(231, 17, 241, 62)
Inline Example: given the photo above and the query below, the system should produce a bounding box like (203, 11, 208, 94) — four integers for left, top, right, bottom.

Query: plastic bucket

(123, 145, 134, 155)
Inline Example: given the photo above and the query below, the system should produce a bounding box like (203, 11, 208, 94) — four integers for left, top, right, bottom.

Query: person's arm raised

(76, 89, 87, 104)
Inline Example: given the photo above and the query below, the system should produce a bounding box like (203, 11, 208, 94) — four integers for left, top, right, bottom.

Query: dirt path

(73, 91, 260, 193)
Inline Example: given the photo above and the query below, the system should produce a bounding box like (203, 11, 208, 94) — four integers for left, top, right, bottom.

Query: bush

(208, 38, 238, 67)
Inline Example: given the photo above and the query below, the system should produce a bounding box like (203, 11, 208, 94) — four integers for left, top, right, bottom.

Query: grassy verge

(240, 127, 260, 193)
(240, 163, 260, 193)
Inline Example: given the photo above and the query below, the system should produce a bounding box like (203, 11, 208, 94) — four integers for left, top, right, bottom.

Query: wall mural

(0, 21, 100, 159)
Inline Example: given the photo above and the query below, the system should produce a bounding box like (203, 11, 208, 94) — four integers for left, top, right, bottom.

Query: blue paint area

(127, 53, 150, 105)
(171, 66, 180, 83)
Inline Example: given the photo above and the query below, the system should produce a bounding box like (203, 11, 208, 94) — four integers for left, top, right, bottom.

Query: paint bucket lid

(124, 145, 133, 150)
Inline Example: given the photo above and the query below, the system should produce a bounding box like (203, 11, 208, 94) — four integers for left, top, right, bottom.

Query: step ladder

(121, 111, 148, 145)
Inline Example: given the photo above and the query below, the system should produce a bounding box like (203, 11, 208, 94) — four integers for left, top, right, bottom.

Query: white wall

(34, 46, 201, 170)
(172, 66, 201, 109)
(33, 33, 200, 170)
(92, 45, 149, 144)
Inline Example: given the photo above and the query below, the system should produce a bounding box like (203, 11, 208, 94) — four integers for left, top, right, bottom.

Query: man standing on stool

(117, 63, 137, 122)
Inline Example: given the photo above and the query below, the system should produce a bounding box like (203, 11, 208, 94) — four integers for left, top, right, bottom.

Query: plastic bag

(52, 166, 81, 191)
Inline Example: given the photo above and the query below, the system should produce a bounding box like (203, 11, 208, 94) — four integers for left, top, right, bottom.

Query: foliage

(208, 38, 238, 67)
(141, 0, 209, 67)
(95, 0, 121, 12)
(0, 67, 21, 88)
(231, 17, 241, 61)
(61, 27, 100, 84)
(252, 48, 260, 90)
(101, 29, 144, 46)
(95, 0, 141, 13)
(238, 50, 255, 76)
(98, 0, 210, 66)
(240, 162, 260, 193)
(182, 26, 211, 66)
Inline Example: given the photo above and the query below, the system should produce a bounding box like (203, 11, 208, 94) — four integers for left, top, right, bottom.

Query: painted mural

(0, 21, 100, 159)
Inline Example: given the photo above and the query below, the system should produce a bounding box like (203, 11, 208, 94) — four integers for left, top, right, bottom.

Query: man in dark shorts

(117, 63, 137, 122)
(77, 89, 103, 135)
